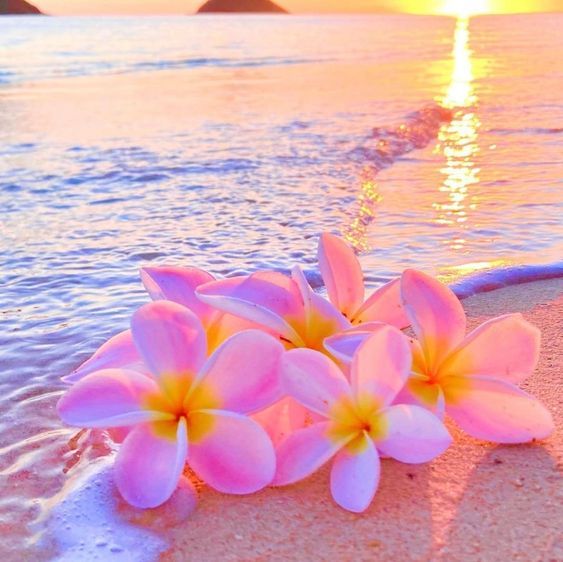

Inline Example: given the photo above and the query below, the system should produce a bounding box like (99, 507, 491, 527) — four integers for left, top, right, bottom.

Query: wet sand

(161, 278, 562, 562)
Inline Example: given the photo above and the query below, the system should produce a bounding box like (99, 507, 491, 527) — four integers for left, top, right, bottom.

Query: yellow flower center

(409, 340, 448, 408)
(406, 375, 442, 408)
(143, 374, 221, 443)
(327, 394, 388, 451)
(409, 344, 471, 408)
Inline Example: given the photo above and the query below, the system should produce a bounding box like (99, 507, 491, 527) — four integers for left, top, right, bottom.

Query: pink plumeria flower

(196, 232, 409, 353)
(197, 266, 350, 352)
(397, 269, 554, 443)
(144, 267, 324, 446)
(318, 232, 408, 328)
(274, 325, 452, 513)
(58, 301, 282, 508)
(63, 266, 256, 384)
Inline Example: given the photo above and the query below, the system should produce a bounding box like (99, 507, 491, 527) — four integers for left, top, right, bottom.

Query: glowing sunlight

(443, 17, 475, 109)
(438, 0, 492, 16)
(433, 17, 481, 246)
(343, 170, 383, 252)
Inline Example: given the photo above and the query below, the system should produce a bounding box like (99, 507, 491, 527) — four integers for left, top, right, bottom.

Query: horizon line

(10, 10, 563, 17)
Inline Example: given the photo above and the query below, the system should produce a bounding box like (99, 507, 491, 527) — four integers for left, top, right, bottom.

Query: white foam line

(450, 261, 563, 299)
(36, 455, 168, 562)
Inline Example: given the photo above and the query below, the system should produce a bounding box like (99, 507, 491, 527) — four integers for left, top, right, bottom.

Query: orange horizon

(32, 1, 563, 16)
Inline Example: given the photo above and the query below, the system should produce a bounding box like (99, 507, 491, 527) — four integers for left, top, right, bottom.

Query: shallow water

(0, 13, 562, 559)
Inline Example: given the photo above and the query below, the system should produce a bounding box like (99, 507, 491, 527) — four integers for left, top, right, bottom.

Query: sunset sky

(33, 0, 563, 15)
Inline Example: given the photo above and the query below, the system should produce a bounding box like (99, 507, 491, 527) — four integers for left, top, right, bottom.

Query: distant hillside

(197, 0, 287, 14)
(0, 0, 42, 14)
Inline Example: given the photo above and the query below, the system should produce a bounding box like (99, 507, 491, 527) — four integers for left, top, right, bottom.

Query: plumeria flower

(397, 269, 554, 443)
(58, 301, 282, 508)
(196, 233, 409, 352)
(148, 267, 326, 442)
(144, 268, 313, 444)
(274, 325, 452, 513)
(197, 266, 350, 352)
(318, 232, 408, 328)
(63, 266, 256, 384)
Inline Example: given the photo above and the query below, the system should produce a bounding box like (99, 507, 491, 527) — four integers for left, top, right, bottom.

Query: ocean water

(0, 14, 562, 559)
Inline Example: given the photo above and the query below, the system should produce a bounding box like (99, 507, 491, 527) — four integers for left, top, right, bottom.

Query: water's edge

(450, 261, 563, 299)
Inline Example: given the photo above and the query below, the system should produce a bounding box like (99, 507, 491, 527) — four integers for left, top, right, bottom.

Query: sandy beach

(154, 278, 562, 561)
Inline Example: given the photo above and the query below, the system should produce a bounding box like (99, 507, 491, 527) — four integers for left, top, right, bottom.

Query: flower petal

(252, 397, 312, 446)
(114, 418, 188, 508)
(290, 265, 314, 320)
(351, 325, 412, 406)
(188, 410, 276, 494)
(131, 301, 207, 380)
(205, 312, 262, 354)
(330, 435, 380, 513)
(323, 322, 387, 364)
(393, 376, 446, 418)
(196, 273, 305, 346)
(395, 337, 445, 416)
(376, 404, 451, 462)
(63, 330, 143, 384)
(317, 232, 365, 318)
(353, 278, 409, 329)
(281, 348, 351, 416)
(198, 329, 284, 414)
(401, 269, 466, 371)
(57, 369, 170, 428)
(274, 421, 350, 486)
(444, 376, 554, 443)
(292, 265, 351, 350)
(441, 313, 541, 383)
(141, 266, 219, 327)
(307, 293, 351, 349)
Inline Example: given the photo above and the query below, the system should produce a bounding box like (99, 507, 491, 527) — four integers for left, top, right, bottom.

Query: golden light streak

(433, 17, 481, 248)
(342, 169, 383, 252)
(443, 17, 475, 109)
(437, 259, 513, 285)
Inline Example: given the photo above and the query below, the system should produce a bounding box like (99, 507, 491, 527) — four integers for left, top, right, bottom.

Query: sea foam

(450, 261, 563, 299)
(36, 456, 168, 561)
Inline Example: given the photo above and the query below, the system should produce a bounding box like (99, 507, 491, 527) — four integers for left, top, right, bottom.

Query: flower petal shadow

(437, 444, 562, 561)
(164, 459, 434, 560)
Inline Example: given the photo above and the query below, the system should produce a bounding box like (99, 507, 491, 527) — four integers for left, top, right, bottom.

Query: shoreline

(36, 277, 560, 561)
(450, 261, 563, 299)
(15, 278, 562, 560)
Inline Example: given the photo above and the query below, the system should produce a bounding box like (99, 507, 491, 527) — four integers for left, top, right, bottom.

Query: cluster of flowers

(58, 233, 554, 514)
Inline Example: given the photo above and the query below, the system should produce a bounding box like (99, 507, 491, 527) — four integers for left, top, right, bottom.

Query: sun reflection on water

(343, 168, 383, 252)
(433, 17, 481, 247)
(437, 258, 513, 286)
(342, 17, 483, 257)
(443, 17, 476, 109)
